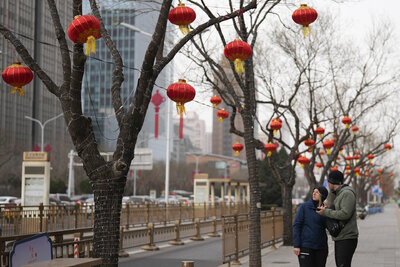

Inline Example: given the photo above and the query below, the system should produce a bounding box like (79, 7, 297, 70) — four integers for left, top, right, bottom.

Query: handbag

(326, 217, 345, 237)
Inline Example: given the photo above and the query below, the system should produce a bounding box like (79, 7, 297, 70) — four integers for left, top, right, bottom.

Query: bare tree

(0, 0, 257, 265)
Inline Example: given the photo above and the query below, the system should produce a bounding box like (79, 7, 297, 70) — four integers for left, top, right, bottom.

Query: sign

(149, 190, 157, 199)
(21, 161, 50, 206)
(230, 162, 239, 168)
(24, 177, 45, 205)
(215, 161, 227, 169)
(131, 148, 153, 170)
(371, 185, 379, 194)
(10, 233, 53, 267)
(23, 152, 48, 162)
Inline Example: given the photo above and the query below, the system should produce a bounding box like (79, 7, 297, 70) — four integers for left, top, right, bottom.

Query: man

(316, 170, 358, 267)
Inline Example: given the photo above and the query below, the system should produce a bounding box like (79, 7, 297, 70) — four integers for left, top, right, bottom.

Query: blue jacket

(293, 198, 328, 250)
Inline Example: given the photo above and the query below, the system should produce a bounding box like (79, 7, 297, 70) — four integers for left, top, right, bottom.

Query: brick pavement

(220, 202, 400, 267)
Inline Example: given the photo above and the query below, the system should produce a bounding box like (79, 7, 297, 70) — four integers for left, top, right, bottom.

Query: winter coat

(323, 184, 359, 241)
(293, 198, 328, 250)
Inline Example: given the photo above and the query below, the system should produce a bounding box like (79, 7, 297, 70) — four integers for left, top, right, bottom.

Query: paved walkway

(221, 202, 400, 267)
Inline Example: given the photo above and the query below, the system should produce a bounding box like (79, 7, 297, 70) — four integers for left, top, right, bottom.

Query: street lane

(119, 235, 222, 267)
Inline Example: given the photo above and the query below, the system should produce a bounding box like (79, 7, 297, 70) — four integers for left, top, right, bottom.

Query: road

(119, 235, 222, 267)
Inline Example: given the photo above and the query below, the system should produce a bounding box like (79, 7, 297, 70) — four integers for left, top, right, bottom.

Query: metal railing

(0, 202, 248, 237)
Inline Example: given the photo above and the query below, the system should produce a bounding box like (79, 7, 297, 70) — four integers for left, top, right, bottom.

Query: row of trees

(1, 1, 398, 266)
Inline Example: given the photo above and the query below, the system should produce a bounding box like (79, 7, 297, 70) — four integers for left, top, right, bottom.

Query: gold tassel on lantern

(234, 59, 244, 73)
(11, 87, 25, 96)
(176, 102, 186, 115)
(326, 148, 331, 155)
(234, 151, 239, 156)
(302, 26, 313, 38)
(267, 151, 272, 157)
(85, 36, 96, 55)
(179, 25, 190, 35)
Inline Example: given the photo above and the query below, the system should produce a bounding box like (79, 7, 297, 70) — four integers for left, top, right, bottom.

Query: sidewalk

(221, 202, 400, 267)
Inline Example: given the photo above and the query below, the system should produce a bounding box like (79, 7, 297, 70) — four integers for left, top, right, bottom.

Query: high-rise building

(82, 1, 170, 160)
(0, 1, 73, 183)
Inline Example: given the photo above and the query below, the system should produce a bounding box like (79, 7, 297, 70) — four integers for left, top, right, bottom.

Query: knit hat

(328, 170, 344, 185)
(316, 186, 328, 202)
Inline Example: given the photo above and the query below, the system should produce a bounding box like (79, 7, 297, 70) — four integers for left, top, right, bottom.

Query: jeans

(298, 247, 328, 267)
(334, 239, 358, 267)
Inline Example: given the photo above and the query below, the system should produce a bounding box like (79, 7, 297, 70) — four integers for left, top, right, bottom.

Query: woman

(293, 186, 329, 267)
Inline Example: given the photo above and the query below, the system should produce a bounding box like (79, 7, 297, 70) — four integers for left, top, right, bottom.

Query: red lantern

(210, 95, 222, 108)
(264, 142, 277, 157)
(316, 162, 323, 170)
(353, 155, 359, 163)
(378, 168, 383, 174)
(270, 118, 282, 136)
(389, 173, 394, 178)
(345, 165, 351, 170)
(68, 15, 101, 55)
(345, 155, 352, 163)
(297, 155, 310, 168)
(216, 109, 229, 122)
(2, 62, 33, 96)
(168, 3, 196, 35)
(315, 126, 325, 138)
(331, 166, 338, 172)
(232, 142, 244, 156)
(151, 90, 166, 139)
(384, 144, 392, 151)
(167, 79, 196, 114)
(224, 39, 252, 74)
(319, 150, 325, 156)
(322, 139, 334, 155)
(367, 154, 374, 164)
(304, 138, 315, 148)
(341, 116, 352, 129)
(354, 167, 361, 177)
(352, 126, 359, 135)
(339, 146, 344, 154)
(292, 4, 318, 37)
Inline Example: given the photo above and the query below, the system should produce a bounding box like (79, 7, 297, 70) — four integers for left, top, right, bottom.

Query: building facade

(0, 1, 74, 187)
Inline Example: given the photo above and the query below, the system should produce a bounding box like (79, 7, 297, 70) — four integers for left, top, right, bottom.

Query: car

(71, 194, 93, 204)
(292, 198, 304, 206)
(128, 195, 155, 203)
(0, 196, 18, 204)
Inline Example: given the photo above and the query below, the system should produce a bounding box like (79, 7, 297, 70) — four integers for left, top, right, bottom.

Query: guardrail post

(164, 202, 168, 225)
(119, 226, 129, 257)
(141, 223, 159, 251)
(74, 203, 80, 229)
(179, 202, 182, 223)
(190, 218, 204, 241)
(146, 203, 150, 224)
(192, 203, 195, 222)
(203, 202, 206, 221)
(182, 261, 194, 267)
(208, 216, 220, 237)
(231, 211, 241, 265)
(126, 202, 130, 230)
(271, 207, 276, 250)
(39, 203, 44, 232)
(169, 220, 184, 245)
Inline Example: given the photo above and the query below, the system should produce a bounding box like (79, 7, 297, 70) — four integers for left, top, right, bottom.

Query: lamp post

(25, 113, 64, 152)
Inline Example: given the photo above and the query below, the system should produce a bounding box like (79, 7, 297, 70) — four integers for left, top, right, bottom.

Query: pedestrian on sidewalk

(317, 170, 358, 267)
(293, 186, 329, 267)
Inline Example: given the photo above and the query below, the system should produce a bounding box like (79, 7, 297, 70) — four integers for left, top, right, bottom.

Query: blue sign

(371, 185, 379, 194)
(10, 232, 53, 267)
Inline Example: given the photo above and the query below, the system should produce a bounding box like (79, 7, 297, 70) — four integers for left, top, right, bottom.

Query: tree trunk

(91, 163, 126, 267)
(242, 118, 261, 267)
(281, 182, 294, 246)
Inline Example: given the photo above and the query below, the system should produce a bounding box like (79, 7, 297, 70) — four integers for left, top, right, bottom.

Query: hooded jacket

(293, 198, 328, 250)
(323, 184, 359, 241)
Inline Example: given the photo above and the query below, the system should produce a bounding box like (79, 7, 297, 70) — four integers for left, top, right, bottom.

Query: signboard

(23, 152, 48, 161)
(371, 185, 379, 194)
(10, 233, 53, 267)
(149, 190, 157, 199)
(21, 160, 50, 206)
(131, 148, 153, 170)
(215, 161, 227, 169)
(24, 177, 45, 205)
(195, 187, 207, 203)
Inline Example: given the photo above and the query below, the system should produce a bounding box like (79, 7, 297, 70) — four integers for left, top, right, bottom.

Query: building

(82, 1, 170, 159)
(0, 1, 74, 186)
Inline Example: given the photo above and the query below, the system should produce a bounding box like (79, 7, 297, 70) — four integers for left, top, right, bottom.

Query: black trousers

(298, 247, 328, 267)
(334, 239, 358, 267)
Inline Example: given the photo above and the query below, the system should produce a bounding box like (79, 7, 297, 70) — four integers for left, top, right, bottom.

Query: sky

(171, 0, 400, 133)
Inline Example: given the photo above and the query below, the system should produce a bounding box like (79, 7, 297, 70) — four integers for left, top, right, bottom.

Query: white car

(0, 196, 18, 204)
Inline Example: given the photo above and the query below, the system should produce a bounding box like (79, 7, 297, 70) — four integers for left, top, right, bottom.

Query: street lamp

(25, 113, 64, 152)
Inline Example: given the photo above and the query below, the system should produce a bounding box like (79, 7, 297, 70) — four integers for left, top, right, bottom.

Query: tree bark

(281, 182, 294, 246)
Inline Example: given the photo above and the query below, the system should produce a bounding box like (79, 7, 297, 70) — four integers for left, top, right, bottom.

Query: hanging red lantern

(210, 95, 222, 108)
(68, 15, 101, 55)
(264, 142, 277, 157)
(345, 155, 353, 163)
(365, 173, 369, 178)
(270, 118, 282, 136)
(331, 166, 338, 172)
(384, 144, 392, 151)
(389, 173, 394, 178)
(339, 146, 344, 154)
(297, 155, 310, 168)
(353, 155, 359, 163)
(319, 150, 325, 156)
(151, 90, 166, 139)
(232, 142, 244, 156)
(224, 38, 252, 74)
(322, 139, 334, 155)
(315, 126, 325, 138)
(341, 116, 352, 129)
(168, 2, 196, 35)
(378, 168, 383, 174)
(351, 126, 359, 135)
(2, 62, 33, 96)
(316, 162, 323, 170)
(304, 138, 315, 148)
(167, 79, 196, 115)
(216, 108, 229, 122)
(292, 4, 318, 37)
(345, 165, 351, 170)
(367, 154, 374, 164)
(354, 167, 361, 177)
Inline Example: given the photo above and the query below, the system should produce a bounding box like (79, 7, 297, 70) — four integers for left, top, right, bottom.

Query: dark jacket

(293, 198, 328, 250)
(323, 184, 358, 241)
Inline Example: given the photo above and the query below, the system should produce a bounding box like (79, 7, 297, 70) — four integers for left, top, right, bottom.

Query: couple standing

(293, 170, 358, 267)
